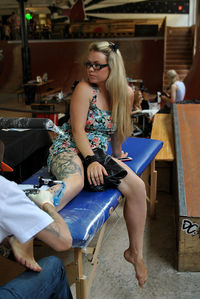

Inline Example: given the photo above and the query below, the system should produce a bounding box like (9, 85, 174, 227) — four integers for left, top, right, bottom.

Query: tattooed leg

(49, 151, 85, 211)
(51, 151, 82, 180)
(29, 152, 84, 211)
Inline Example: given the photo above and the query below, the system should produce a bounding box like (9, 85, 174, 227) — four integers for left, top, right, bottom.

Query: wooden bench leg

(76, 275, 87, 299)
(65, 217, 111, 298)
(141, 158, 158, 218)
(65, 248, 88, 299)
(74, 249, 87, 299)
(149, 158, 158, 218)
(87, 221, 108, 295)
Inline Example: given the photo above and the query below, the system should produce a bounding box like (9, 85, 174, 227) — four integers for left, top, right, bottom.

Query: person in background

(131, 89, 143, 115)
(160, 69, 186, 113)
(8, 12, 20, 40)
(0, 140, 73, 298)
(131, 89, 152, 137)
(31, 41, 147, 288)
(3, 22, 11, 40)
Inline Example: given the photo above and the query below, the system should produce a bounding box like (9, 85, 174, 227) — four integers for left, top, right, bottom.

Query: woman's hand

(87, 161, 108, 186)
(120, 150, 128, 159)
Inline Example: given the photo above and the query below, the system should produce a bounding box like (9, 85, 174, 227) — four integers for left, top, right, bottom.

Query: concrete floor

(1, 94, 200, 299)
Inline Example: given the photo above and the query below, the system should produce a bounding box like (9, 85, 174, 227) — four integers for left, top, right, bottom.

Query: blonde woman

(34, 41, 147, 287)
(160, 69, 186, 113)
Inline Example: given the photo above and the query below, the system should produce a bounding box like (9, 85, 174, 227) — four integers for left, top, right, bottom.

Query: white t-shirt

(175, 81, 185, 102)
(0, 176, 53, 244)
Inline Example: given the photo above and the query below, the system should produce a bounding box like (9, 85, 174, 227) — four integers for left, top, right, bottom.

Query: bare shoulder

(171, 83, 178, 91)
(73, 81, 93, 98)
(75, 80, 90, 89)
(71, 81, 94, 109)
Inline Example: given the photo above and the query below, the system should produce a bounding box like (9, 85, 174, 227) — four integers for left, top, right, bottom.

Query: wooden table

(24, 79, 54, 88)
(151, 113, 175, 162)
(151, 113, 175, 197)
(24, 79, 54, 101)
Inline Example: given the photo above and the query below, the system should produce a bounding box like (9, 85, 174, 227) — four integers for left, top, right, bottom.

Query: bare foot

(124, 248, 147, 288)
(9, 236, 42, 272)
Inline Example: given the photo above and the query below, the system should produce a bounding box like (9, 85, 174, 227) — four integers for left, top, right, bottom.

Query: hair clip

(109, 42, 119, 53)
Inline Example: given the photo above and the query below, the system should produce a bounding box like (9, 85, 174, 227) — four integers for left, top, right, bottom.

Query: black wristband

(84, 155, 99, 167)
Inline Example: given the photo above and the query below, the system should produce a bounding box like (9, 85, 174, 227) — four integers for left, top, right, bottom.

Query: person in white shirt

(0, 139, 73, 297)
(0, 139, 72, 271)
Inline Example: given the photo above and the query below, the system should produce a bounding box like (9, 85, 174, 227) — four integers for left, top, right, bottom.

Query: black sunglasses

(84, 62, 109, 71)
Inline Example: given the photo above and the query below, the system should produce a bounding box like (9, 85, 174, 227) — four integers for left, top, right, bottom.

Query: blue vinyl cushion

(23, 137, 162, 248)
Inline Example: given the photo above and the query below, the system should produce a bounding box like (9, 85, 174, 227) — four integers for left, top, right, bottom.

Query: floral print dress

(47, 86, 116, 167)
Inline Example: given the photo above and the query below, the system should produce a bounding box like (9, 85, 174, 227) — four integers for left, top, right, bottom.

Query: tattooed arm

(35, 203, 72, 251)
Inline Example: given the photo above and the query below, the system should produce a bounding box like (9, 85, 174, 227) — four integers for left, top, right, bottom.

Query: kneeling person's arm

(36, 203, 72, 251)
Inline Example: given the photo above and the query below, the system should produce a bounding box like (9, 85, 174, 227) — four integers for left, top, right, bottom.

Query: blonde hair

(88, 41, 131, 143)
(167, 69, 178, 85)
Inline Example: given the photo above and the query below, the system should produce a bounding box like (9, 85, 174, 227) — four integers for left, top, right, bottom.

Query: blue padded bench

(22, 137, 163, 299)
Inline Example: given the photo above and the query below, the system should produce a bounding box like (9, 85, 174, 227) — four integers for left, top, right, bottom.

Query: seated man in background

(0, 140, 73, 298)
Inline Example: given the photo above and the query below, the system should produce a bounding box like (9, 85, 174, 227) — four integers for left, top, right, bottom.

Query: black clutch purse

(84, 148, 128, 192)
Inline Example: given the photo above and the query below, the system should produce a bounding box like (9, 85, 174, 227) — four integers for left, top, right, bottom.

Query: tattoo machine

(37, 177, 66, 206)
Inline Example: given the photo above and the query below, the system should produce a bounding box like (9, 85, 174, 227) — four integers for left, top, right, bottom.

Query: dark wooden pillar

(17, 0, 35, 104)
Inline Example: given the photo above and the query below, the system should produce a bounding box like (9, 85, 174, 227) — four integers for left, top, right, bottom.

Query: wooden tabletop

(24, 79, 54, 87)
(151, 113, 175, 162)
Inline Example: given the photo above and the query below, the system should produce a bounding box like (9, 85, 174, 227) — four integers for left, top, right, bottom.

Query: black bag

(84, 148, 128, 192)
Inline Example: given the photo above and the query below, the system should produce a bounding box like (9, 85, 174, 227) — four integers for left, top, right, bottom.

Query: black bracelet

(84, 155, 99, 167)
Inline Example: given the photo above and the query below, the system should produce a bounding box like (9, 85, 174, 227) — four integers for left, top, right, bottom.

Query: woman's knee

(65, 175, 84, 193)
(122, 173, 146, 199)
(137, 178, 146, 199)
(137, 177, 146, 193)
